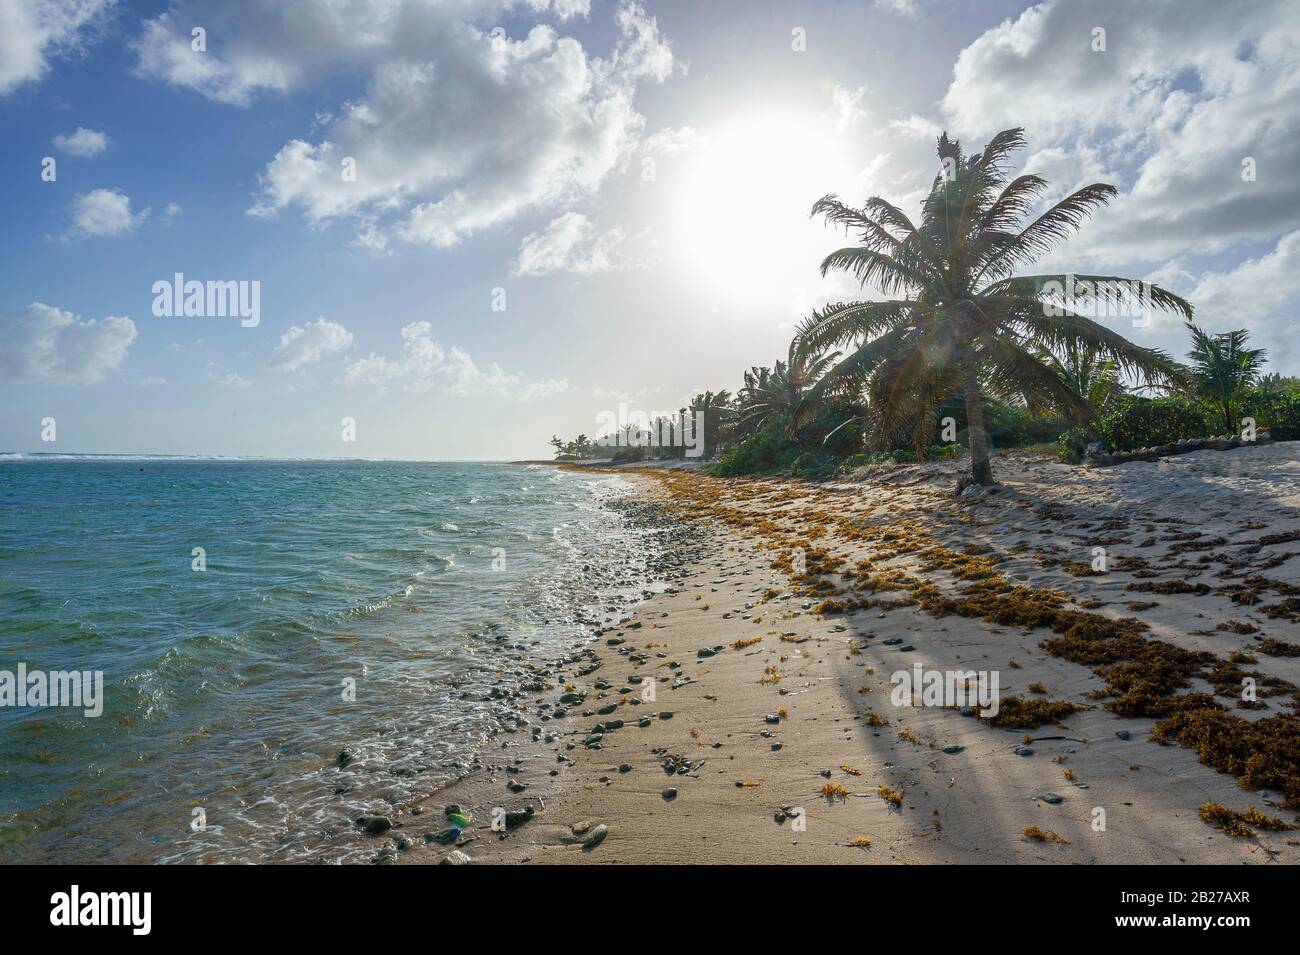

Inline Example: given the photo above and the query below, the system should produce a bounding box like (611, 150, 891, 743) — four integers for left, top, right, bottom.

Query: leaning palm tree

(1185, 322, 1266, 434)
(794, 127, 1192, 486)
(737, 339, 839, 435)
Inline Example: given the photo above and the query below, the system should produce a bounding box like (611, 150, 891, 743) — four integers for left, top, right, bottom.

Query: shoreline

(396, 444, 1300, 864)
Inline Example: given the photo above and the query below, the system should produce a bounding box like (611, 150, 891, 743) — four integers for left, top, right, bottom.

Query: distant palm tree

(687, 390, 732, 458)
(794, 127, 1191, 486)
(1258, 372, 1299, 392)
(1185, 322, 1266, 434)
(737, 339, 839, 435)
(1037, 342, 1122, 417)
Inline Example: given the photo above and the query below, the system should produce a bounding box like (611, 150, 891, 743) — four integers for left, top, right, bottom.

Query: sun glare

(672, 111, 861, 313)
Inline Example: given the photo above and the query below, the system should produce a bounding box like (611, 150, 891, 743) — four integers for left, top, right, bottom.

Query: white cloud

(0, 0, 113, 96)
(344, 321, 569, 400)
(65, 188, 149, 239)
(641, 125, 702, 156)
(888, 114, 941, 140)
(939, 0, 1300, 264)
(519, 377, 573, 401)
(0, 302, 136, 384)
(269, 318, 353, 371)
(53, 126, 109, 157)
(163, 201, 182, 219)
(1178, 231, 1300, 370)
(512, 211, 656, 276)
(134, 1, 678, 249)
(352, 220, 389, 255)
(207, 369, 251, 388)
(828, 84, 868, 132)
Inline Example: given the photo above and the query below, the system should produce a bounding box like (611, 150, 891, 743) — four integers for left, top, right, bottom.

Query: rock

(764, 713, 780, 724)
(662, 787, 678, 800)
(504, 806, 534, 828)
(356, 814, 392, 835)
(439, 850, 473, 866)
(771, 742, 783, 751)
(336, 750, 353, 768)
(1115, 730, 1131, 740)
(942, 744, 963, 754)
(618, 763, 632, 773)
(582, 823, 609, 849)
(659, 711, 673, 720)
(1014, 746, 1034, 757)
(429, 826, 462, 845)
(1039, 793, 1064, 805)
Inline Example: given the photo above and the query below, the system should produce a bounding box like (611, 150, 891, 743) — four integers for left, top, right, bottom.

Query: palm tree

(1185, 322, 1266, 434)
(1037, 342, 1123, 417)
(687, 390, 733, 458)
(794, 127, 1191, 486)
(737, 340, 839, 436)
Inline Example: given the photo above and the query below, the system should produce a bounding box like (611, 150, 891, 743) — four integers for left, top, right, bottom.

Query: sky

(1, 0, 1297, 460)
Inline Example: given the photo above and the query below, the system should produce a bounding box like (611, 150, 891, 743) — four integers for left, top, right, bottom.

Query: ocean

(0, 457, 663, 863)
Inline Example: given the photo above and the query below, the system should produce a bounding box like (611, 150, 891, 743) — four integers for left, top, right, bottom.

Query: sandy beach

(393, 442, 1300, 864)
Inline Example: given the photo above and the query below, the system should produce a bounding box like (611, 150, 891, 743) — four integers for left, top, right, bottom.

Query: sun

(670, 109, 865, 313)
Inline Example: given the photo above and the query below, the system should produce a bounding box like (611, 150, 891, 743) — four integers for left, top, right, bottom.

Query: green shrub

(711, 406, 865, 477)
(610, 446, 647, 463)
(1058, 426, 1090, 464)
(709, 414, 801, 476)
(932, 397, 1069, 452)
(1240, 383, 1300, 441)
(789, 449, 839, 478)
(1095, 395, 1214, 451)
(982, 403, 1070, 450)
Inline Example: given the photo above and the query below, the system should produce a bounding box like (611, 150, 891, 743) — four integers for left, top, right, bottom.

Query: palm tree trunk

(961, 361, 995, 485)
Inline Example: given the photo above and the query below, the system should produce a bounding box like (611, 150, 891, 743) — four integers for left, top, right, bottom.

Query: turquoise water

(0, 457, 657, 863)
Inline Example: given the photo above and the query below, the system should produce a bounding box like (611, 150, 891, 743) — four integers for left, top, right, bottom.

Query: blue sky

(2, 0, 1297, 459)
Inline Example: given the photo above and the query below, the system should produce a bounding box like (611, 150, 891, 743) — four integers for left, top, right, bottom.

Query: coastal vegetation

(550, 129, 1299, 479)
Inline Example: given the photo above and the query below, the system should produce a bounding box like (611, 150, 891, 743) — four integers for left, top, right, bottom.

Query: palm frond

(974, 184, 1119, 282)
